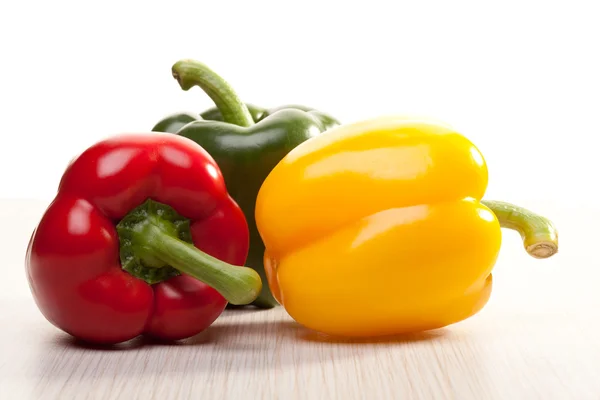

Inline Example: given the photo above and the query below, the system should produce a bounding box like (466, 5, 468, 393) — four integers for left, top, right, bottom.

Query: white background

(1, 0, 597, 211)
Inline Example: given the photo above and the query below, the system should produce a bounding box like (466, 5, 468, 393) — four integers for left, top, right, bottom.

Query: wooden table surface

(1, 199, 598, 399)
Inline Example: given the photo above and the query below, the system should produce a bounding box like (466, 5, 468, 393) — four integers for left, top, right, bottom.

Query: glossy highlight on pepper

(255, 116, 558, 338)
(25, 132, 262, 345)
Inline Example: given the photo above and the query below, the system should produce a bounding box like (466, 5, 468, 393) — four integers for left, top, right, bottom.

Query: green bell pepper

(200, 103, 334, 125)
(152, 104, 266, 133)
(152, 101, 337, 134)
(152, 59, 340, 308)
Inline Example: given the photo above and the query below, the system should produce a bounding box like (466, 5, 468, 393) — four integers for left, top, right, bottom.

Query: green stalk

(138, 222, 261, 304)
(483, 200, 558, 259)
(116, 199, 261, 305)
(171, 59, 254, 127)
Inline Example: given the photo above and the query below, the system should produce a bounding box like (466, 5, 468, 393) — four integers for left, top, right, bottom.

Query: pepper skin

(25, 133, 262, 344)
(151, 104, 266, 134)
(200, 103, 331, 125)
(255, 116, 558, 338)
(152, 59, 340, 308)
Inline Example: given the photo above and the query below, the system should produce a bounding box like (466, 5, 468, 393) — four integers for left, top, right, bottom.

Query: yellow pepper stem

(482, 200, 558, 259)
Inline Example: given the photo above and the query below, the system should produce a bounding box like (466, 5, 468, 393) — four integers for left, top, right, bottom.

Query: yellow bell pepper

(255, 116, 558, 338)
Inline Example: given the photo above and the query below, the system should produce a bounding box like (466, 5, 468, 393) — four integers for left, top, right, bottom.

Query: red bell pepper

(25, 132, 261, 344)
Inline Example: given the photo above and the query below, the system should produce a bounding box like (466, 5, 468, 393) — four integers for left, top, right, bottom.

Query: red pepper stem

(138, 222, 261, 305)
(116, 199, 262, 305)
(482, 200, 558, 259)
(171, 59, 255, 128)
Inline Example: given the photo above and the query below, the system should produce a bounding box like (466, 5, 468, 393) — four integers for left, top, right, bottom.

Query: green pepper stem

(171, 59, 254, 127)
(482, 200, 558, 259)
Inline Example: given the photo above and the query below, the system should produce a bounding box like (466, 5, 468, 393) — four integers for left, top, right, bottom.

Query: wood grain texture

(1, 199, 599, 400)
